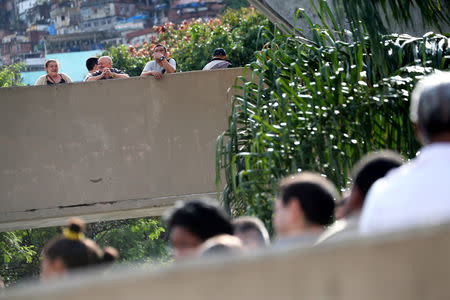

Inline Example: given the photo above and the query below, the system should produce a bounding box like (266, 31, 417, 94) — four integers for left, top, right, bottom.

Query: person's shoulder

(92, 70, 102, 76)
(143, 60, 156, 71)
(60, 73, 72, 81)
(360, 171, 403, 234)
(372, 162, 412, 192)
(317, 215, 361, 245)
(203, 61, 214, 70)
(34, 74, 47, 85)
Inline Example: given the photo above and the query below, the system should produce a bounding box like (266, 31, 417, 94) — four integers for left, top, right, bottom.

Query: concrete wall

(0, 68, 244, 231)
(3, 222, 450, 300)
(250, 0, 450, 38)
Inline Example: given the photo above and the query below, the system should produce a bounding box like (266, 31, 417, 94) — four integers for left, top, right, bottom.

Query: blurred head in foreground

(40, 218, 118, 281)
(344, 150, 404, 217)
(200, 234, 243, 257)
(165, 199, 233, 261)
(233, 216, 270, 249)
(410, 71, 450, 144)
(273, 172, 337, 242)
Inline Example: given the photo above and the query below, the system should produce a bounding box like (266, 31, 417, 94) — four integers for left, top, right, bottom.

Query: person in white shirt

(140, 44, 176, 80)
(203, 48, 232, 70)
(360, 72, 450, 235)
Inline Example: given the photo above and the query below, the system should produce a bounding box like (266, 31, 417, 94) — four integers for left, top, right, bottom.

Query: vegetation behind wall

(104, 7, 273, 75)
(216, 0, 450, 231)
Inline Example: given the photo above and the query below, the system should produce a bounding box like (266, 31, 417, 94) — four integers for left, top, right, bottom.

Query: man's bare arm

(161, 59, 175, 73)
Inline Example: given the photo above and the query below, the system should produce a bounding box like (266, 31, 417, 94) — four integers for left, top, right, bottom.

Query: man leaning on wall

(140, 44, 176, 80)
(87, 56, 129, 81)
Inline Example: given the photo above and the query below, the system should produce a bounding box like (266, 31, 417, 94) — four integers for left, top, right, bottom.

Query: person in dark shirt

(87, 56, 129, 81)
(203, 48, 232, 70)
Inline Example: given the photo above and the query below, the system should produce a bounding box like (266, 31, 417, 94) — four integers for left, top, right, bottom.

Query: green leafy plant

(216, 0, 450, 231)
(92, 218, 170, 264)
(0, 63, 24, 88)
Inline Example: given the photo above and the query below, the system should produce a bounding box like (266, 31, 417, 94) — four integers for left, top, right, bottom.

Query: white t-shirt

(360, 143, 450, 236)
(142, 58, 176, 74)
(83, 73, 91, 81)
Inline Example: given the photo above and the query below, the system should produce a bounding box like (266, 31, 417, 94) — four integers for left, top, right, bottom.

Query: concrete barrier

(0, 68, 244, 231)
(3, 222, 450, 300)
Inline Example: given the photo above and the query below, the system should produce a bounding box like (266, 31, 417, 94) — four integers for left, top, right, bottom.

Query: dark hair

(165, 199, 233, 241)
(86, 57, 98, 71)
(232, 216, 269, 246)
(153, 44, 167, 52)
(352, 151, 403, 199)
(213, 48, 226, 57)
(42, 218, 118, 270)
(277, 172, 338, 226)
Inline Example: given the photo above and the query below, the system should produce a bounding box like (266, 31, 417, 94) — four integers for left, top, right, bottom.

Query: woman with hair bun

(40, 217, 118, 280)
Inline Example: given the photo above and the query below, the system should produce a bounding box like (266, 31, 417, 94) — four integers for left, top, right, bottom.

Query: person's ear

(287, 198, 302, 221)
(414, 123, 428, 144)
(52, 258, 66, 274)
(347, 186, 363, 215)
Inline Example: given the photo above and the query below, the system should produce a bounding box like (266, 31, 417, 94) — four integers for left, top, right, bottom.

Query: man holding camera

(140, 44, 176, 80)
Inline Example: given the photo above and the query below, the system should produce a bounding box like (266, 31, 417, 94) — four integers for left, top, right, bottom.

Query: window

(61, 15, 65, 21)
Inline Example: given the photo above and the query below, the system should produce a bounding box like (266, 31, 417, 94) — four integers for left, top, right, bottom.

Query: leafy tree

(0, 63, 24, 88)
(0, 232, 37, 285)
(105, 44, 149, 77)
(88, 218, 170, 264)
(216, 0, 449, 231)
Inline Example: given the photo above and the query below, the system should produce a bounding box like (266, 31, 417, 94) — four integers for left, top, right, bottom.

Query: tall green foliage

(216, 0, 449, 229)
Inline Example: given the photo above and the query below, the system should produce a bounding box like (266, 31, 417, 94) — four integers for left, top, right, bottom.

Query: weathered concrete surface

(0, 68, 243, 231)
(3, 222, 450, 300)
(250, 0, 450, 37)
